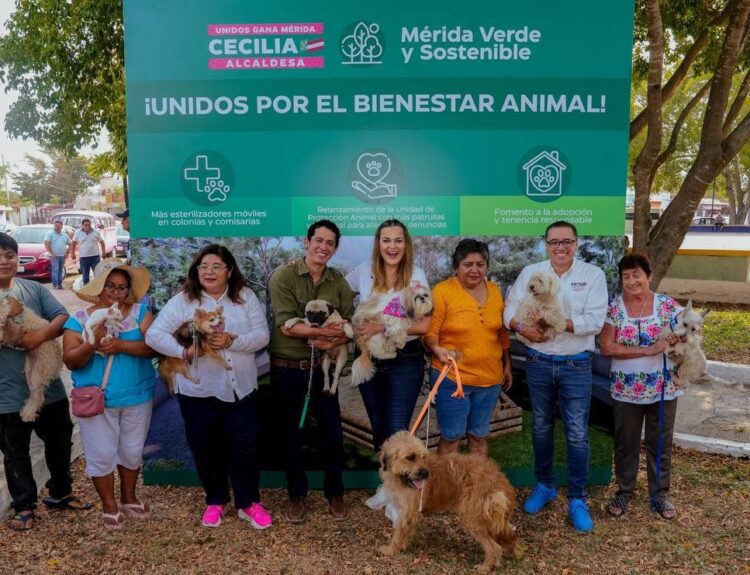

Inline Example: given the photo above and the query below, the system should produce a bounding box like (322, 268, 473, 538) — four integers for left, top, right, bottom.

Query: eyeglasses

(197, 264, 228, 273)
(545, 239, 577, 248)
(103, 283, 130, 293)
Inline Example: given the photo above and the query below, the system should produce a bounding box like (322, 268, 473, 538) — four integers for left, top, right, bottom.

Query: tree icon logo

(340, 21, 384, 66)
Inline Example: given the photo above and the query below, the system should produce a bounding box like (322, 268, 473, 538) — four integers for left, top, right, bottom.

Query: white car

(0, 221, 18, 235)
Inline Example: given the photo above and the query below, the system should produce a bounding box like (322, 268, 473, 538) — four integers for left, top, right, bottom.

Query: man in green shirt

(268, 219, 355, 524)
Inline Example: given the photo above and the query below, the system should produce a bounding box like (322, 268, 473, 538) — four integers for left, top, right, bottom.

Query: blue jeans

(79, 255, 100, 285)
(271, 363, 344, 499)
(50, 255, 66, 287)
(358, 340, 425, 451)
(433, 368, 502, 440)
(178, 392, 261, 509)
(525, 350, 593, 499)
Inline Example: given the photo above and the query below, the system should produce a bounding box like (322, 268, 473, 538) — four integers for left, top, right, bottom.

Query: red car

(14, 224, 78, 282)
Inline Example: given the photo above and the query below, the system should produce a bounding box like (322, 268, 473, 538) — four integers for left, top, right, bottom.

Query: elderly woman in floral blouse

(599, 253, 682, 520)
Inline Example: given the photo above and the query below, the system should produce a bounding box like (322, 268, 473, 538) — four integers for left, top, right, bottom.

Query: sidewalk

(673, 360, 750, 457)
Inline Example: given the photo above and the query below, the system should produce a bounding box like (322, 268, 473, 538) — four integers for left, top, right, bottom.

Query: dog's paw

(283, 318, 301, 330)
(19, 405, 38, 423)
(378, 544, 398, 556)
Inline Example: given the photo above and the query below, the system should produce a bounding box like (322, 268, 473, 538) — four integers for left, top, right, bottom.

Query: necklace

(627, 291, 652, 318)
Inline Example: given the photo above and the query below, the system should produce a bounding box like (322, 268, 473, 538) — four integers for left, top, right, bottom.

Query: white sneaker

(364, 484, 389, 510)
(385, 501, 400, 526)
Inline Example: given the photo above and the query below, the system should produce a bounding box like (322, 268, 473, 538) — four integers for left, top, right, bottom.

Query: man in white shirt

(504, 221, 608, 532)
(43, 221, 70, 289)
(70, 219, 105, 285)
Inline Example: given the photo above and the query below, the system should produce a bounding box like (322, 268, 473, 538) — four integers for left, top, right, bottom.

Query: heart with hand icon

(357, 153, 391, 186)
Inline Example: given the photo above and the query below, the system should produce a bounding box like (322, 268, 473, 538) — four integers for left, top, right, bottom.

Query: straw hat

(74, 257, 150, 304)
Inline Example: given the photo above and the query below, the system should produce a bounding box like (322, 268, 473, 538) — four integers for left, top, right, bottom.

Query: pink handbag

(71, 355, 114, 418)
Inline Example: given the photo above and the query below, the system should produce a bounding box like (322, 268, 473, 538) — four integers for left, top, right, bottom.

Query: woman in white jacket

(146, 244, 271, 530)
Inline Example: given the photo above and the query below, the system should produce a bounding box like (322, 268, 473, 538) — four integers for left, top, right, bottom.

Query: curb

(674, 432, 750, 458)
(707, 360, 750, 385)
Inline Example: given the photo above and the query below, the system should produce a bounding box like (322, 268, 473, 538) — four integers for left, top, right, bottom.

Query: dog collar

(383, 296, 407, 318)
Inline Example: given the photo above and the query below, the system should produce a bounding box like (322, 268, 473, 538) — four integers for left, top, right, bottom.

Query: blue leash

(651, 353, 668, 511)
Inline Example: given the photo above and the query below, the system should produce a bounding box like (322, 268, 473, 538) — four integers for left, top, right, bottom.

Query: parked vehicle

(0, 221, 18, 235)
(51, 210, 117, 256)
(13, 224, 78, 282)
(115, 223, 130, 257)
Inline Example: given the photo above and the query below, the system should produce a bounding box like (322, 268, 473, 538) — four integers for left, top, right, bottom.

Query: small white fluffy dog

(663, 300, 738, 388)
(83, 301, 124, 345)
(0, 297, 63, 422)
(512, 271, 567, 345)
(350, 285, 433, 386)
(284, 299, 354, 394)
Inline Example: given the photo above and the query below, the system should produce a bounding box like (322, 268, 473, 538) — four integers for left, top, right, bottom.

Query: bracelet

(516, 322, 526, 335)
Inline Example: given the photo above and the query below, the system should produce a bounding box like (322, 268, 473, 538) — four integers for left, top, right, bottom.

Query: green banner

(124, 0, 634, 237)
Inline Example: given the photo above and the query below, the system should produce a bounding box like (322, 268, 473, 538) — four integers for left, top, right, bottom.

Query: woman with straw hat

(62, 258, 158, 530)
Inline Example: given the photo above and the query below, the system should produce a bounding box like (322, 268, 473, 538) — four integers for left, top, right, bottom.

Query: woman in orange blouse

(423, 239, 513, 456)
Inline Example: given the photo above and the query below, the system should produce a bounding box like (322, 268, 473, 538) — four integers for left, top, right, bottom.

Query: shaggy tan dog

(0, 297, 63, 422)
(512, 271, 566, 345)
(379, 431, 519, 573)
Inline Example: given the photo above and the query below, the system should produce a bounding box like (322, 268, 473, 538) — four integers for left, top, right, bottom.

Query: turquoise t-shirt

(64, 303, 156, 408)
(0, 279, 68, 414)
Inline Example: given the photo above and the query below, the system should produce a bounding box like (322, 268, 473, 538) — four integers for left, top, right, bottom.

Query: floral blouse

(605, 293, 683, 404)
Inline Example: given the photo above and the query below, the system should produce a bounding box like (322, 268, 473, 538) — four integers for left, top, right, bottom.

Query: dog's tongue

(215, 325, 224, 334)
(411, 479, 425, 491)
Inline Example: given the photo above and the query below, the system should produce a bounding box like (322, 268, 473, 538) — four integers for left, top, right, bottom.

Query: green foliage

(132, 237, 303, 311)
(11, 151, 93, 207)
(0, 0, 126, 173)
(701, 308, 750, 364)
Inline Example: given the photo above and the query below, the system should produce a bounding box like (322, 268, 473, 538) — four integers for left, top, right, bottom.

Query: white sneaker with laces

(364, 484, 389, 510)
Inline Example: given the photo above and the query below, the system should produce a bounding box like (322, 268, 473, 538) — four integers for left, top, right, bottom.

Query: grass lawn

(700, 303, 750, 364)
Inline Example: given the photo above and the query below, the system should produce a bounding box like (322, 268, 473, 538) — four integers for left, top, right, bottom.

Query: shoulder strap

(100, 355, 115, 391)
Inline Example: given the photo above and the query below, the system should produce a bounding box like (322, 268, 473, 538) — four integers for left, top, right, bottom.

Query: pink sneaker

(238, 502, 273, 530)
(201, 504, 225, 527)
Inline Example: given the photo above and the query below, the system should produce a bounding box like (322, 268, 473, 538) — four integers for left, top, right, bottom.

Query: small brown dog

(159, 307, 232, 392)
(0, 297, 64, 422)
(379, 431, 519, 573)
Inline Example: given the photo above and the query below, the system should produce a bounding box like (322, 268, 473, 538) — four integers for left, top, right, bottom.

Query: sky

(0, 0, 44, 181)
(0, 0, 109, 191)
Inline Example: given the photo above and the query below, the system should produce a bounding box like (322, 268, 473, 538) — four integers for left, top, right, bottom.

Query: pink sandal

(119, 502, 150, 519)
(101, 511, 124, 530)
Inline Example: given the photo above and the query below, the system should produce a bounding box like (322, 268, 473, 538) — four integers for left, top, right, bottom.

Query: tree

(13, 152, 95, 214)
(630, 0, 750, 286)
(723, 156, 750, 223)
(0, 0, 126, 174)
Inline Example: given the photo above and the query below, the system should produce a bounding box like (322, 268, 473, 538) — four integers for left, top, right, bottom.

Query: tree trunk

(645, 0, 750, 287)
(632, 0, 664, 254)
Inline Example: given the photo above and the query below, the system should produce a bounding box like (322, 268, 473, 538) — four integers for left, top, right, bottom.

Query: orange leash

(409, 356, 464, 436)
